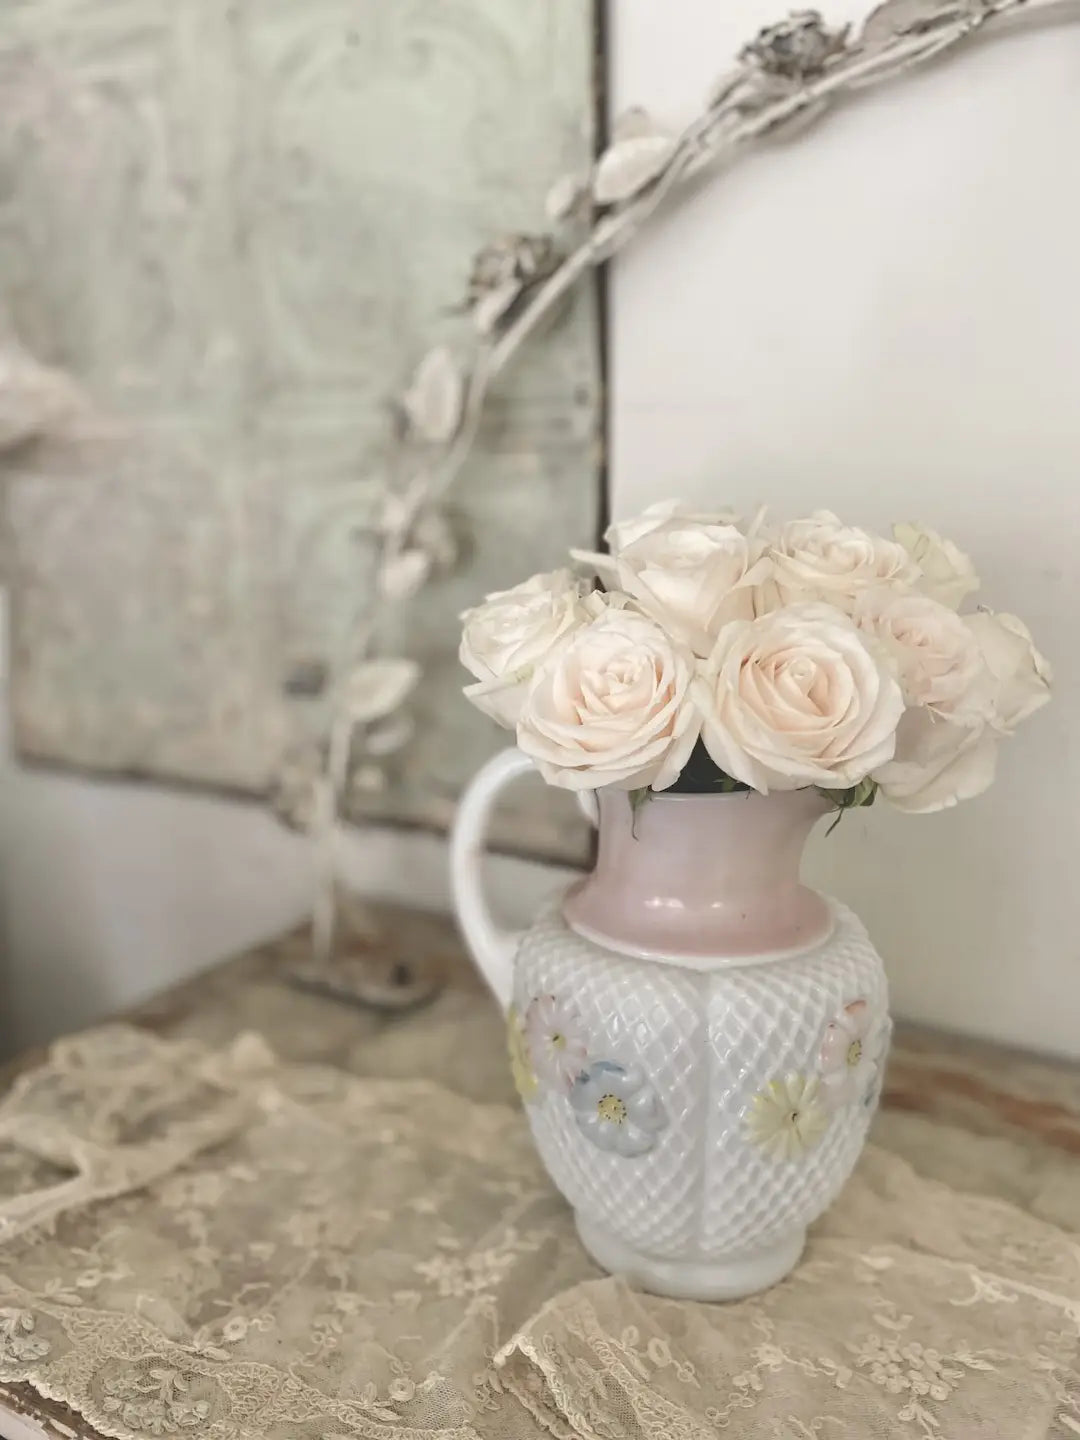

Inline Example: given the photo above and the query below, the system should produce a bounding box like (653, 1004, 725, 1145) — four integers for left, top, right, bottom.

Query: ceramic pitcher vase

(450, 748, 890, 1302)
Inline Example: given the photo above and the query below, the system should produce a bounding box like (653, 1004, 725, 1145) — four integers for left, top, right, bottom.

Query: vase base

(574, 1215, 806, 1302)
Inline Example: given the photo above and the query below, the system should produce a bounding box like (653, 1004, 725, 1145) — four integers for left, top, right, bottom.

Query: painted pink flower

(820, 999, 881, 1108)
(524, 994, 589, 1091)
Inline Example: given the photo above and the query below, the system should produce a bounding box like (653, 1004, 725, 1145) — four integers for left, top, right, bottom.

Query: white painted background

(2, 0, 1078, 1056)
(610, 0, 1079, 1055)
(0, 596, 563, 1052)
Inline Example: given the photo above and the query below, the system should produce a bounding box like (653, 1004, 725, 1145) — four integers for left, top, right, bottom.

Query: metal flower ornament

(299, 0, 1073, 973)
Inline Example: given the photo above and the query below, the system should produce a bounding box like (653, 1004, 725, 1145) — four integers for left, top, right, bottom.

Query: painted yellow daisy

(746, 1073, 830, 1161)
(507, 1003, 538, 1102)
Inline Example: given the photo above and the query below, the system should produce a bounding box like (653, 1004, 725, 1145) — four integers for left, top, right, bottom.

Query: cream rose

(761, 511, 919, 615)
(459, 569, 585, 727)
(966, 610, 1052, 733)
(872, 610, 1049, 811)
(874, 708, 998, 813)
(575, 510, 770, 658)
(695, 603, 905, 793)
(894, 522, 979, 610)
(515, 604, 701, 791)
(854, 589, 988, 724)
(601, 499, 738, 553)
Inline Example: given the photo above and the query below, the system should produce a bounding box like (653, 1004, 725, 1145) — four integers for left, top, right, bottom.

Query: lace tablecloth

(0, 1017, 1079, 1440)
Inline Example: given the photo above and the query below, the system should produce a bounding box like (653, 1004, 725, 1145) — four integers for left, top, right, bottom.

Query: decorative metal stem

(299, 0, 1077, 985)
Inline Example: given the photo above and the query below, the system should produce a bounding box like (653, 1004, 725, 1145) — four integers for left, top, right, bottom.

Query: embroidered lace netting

(0, 1023, 1078, 1440)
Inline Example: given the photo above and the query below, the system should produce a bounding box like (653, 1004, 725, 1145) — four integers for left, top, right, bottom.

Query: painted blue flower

(569, 1060, 667, 1157)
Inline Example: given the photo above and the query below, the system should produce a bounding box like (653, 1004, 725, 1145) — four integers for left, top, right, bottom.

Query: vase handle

(450, 748, 536, 1013)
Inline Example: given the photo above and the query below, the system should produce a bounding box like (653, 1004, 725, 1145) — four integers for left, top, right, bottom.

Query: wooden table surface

(2, 902, 1079, 1439)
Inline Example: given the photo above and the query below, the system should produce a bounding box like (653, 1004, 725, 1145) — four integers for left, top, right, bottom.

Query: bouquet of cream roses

(458, 504, 1050, 814)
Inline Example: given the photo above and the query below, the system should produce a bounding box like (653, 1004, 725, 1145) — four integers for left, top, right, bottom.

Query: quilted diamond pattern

(514, 899, 888, 1263)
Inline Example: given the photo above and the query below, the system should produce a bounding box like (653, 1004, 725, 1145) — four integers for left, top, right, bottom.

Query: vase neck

(562, 788, 832, 966)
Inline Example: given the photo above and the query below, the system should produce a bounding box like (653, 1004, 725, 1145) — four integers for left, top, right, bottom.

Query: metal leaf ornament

(594, 135, 678, 205)
(402, 347, 464, 444)
(0, 345, 83, 452)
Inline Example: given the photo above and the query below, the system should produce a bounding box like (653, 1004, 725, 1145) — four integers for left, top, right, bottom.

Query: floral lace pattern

(497, 1154, 1080, 1438)
(0, 1026, 1077, 1440)
(0, 1027, 589, 1440)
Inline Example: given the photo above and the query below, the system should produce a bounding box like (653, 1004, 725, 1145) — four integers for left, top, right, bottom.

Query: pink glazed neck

(562, 787, 833, 967)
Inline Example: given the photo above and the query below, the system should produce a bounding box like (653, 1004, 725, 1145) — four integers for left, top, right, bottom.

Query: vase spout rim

(564, 783, 834, 962)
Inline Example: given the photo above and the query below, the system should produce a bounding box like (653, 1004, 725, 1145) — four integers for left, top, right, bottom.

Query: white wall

(610, 1, 1080, 1054)
(0, 735, 567, 1054)
(3, 1, 1078, 1057)
(0, 597, 569, 1054)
